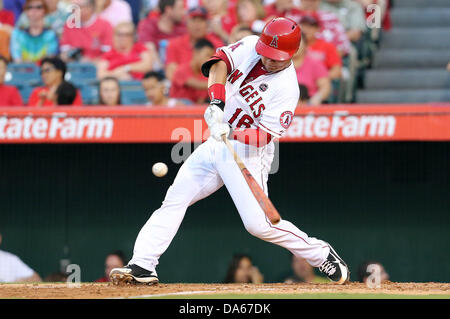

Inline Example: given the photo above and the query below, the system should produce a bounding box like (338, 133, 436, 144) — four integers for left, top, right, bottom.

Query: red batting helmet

(255, 17, 302, 61)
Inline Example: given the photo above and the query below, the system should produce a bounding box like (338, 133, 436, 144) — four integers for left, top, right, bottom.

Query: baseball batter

(110, 18, 349, 285)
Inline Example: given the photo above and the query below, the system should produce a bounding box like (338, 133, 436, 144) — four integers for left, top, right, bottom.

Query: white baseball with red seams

(129, 36, 331, 273)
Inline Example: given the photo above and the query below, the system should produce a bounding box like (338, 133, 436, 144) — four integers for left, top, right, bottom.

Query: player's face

(260, 56, 292, 73)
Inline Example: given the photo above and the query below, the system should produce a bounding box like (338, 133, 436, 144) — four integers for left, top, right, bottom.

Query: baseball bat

(222, 134, 281, 224)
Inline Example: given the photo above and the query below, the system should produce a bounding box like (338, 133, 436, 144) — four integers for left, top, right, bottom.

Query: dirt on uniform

(0, 281, 449, 299)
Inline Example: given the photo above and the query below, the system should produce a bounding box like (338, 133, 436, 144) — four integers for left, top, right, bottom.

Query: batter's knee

(244, 220, 272, 239)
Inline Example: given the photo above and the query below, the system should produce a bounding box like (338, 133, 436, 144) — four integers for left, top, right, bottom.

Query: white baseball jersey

(220, 35, 299, 140)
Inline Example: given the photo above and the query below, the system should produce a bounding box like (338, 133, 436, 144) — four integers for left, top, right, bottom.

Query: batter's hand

(210, 122, 230, 141)
(204, 100, 225, 127)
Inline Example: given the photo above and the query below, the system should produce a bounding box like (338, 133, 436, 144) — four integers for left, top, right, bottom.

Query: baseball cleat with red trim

(319, 246, 350, 284)
(109, 264, 159, 285)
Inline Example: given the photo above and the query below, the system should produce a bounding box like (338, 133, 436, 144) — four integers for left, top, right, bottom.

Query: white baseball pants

(130, 138, 330, 272)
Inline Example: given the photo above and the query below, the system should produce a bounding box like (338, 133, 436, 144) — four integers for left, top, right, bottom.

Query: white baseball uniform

(130, 36, 331, 274)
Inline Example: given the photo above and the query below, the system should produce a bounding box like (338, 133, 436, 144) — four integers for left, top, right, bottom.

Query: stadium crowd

(0, 0, 392, 107)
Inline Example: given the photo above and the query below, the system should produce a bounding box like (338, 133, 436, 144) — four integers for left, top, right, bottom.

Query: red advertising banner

(1, 104, 450, 143)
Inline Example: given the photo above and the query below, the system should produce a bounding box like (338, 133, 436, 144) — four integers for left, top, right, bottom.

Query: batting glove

(204, 100, 225, 128)
(210, 122, 231, 141)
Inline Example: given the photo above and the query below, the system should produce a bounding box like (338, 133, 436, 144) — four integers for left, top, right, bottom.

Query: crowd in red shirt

(0, 0, 392, 107)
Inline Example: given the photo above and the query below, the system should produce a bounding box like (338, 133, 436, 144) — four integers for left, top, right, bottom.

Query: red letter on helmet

(256, 17, 302, 61)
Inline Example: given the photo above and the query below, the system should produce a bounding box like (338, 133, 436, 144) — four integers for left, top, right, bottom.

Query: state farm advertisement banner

(1, 104, 450, 143)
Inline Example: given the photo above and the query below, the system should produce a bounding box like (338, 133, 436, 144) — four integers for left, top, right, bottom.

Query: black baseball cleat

(109, 264, 159, 285)
(318, 245, 350, 284)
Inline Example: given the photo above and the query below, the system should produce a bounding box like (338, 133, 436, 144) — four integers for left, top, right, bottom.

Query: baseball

(152, 162, 168, 177)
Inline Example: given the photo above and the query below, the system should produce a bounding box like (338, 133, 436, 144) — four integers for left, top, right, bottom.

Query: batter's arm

(207, 60, 228, 87)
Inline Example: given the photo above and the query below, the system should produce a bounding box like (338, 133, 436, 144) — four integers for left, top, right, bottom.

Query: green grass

(143, 293, 450, 299)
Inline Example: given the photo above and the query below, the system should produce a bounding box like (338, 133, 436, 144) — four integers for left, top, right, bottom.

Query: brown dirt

(0, 281, 449, 299)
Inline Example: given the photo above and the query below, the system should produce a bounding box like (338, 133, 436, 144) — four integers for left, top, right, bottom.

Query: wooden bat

(222, 134, 281, 224)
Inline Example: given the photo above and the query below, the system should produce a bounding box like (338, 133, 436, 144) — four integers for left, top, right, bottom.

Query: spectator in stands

(264, 0, 303, 23)
(0, 231, 42, 282)
(10, 0, 59, 63)
(142, 71, 185, 107)
(300, 14, 342, 80)
(293, 38, 331, 105)
(299, 0, 351, 56)
(98, 76, 121, 106)
(284, 254, 328, 283)
(235, 0, 266, 34)
(0, 0, 14, 59)
(95, 250, 126, 282)
(28, 57, 83, 106)
(97, 22, 155, 81)
(55, 81, 78, 105)
(0, 55, 23, 106)
(17, 0, 71, 37)
(320, 0, 367, 43)
(357, 261, 390, 284)
(95, 0, 132, 27)
(165, 6, 224, 81)
(223, 254, 264, 284)
(204, 0, 238, 44)
(2, 0, 26, 23)
(169, 38, 214, 104)
(229, 25, 255, 44)
(298, 84, 310, 105)
(60, 0, 113, 62)
(0, 0, 14, 32)
(137, 0, 186, 52)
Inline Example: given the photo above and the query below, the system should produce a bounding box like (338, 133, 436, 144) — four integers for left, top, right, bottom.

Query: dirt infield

(0, 281, 449, 299)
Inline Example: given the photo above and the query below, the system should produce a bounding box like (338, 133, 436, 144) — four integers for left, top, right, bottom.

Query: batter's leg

(121, 140, 224, 281)
(214, 141, 349, 283)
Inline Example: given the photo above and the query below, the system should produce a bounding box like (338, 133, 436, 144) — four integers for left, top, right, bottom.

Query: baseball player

(110, 17, 350, 285)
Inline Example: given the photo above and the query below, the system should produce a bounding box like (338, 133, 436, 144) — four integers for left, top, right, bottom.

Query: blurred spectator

(17, 0, 72, 37)
(223, 254, 264, 284)
(0, 0, 14, 33)
(3, 0, 26, 23)
(95, 250, 126, 282)
(284, 254, 328, 283)
(229, 24, 255, 44)
(137, 0, 186, 52)
(204, 0, 238, 44)
(298, 84, 310, 105)
(299, 0, 351, 56)
(169, 38, 213, 104)
(0, 55, 23, 106)
(55, 80, 77, 105)
(235, 0, 265, 34)
(447, 62, 450, 72)
(0, 29, 10, 60)
(95, 0, 132, 27)
(98, 76, 121, 105)
(293, 38, 331, 106)
(60, 0, 113, 62)
(357, 261, 389, 284)
(300, 14, 342, 80)
(164, 6, 224, 81)
(97, 22, 156, 80)
(320, 0, 367, 43)
(10, 0, 59, 62)
(44, 272, 68, 282)
(28, 57, 83, 106)
(264, 0, 303, 23)
(0, 231, 42, 282)
(142, 71, 185, 107)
